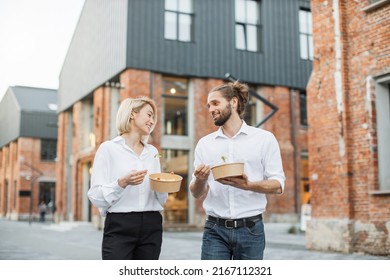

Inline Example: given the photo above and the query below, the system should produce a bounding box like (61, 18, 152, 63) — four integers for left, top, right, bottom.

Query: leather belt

(207, 214, 262, 229)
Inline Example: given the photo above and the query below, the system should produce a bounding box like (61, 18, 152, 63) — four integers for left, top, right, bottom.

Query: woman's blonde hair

(116, 96, 158, 140)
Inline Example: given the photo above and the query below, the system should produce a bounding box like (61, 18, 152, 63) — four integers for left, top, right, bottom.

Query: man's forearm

(248, 179, 282, 194)
(190, 178, 209, 199)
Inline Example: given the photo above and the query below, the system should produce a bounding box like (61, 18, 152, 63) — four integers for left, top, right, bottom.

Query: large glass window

(81, 99, 95, 150)
(299, 9, 313, 60)
(164, 0, 193, 42)
(40, 139, 57, 161)
(244, 95, 258, 126)
(163, 77, 188, 136)
(300, 91, 308, 126)
(235, 0, 261, 52)
(110, 87, 120, 139)
(161, 149, 188, 224)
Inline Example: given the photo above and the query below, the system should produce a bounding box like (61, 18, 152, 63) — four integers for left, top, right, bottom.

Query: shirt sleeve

(190, 141, 203, 184)
(263, 133, 286, 192)
(88, 144, 124, 216)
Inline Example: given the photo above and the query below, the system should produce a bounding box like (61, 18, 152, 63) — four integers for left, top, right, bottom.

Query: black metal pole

(29, 175, 33, 226)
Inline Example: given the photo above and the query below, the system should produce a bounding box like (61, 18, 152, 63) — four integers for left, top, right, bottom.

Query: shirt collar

(112, 135, 150, 156)
(214, 120, 250, 139)
(112, 136, 123, 143)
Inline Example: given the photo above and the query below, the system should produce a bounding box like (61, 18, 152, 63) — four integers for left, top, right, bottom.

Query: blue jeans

(201, 219, 265, 260)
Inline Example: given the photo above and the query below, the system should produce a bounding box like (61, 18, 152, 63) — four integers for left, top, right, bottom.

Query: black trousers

(102, 211, 163, 260)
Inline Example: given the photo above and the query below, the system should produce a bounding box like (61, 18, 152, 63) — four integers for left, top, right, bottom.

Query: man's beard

(213, 103, 232, 126)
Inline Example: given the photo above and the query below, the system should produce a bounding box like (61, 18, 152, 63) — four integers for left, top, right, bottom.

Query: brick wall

(55, 112, 67, 222)
(306, 0, 390, 255)
(0, 138, 56, 221)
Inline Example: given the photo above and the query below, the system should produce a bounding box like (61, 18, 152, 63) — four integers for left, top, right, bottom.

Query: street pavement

(0, 218, 388, 260)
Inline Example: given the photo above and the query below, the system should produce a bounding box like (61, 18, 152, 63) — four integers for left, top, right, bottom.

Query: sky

(0, 0, 85, 102)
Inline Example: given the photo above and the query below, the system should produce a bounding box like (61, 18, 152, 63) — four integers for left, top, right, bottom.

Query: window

(40, 139, 57, 161)
(235, 0, 261, 52)
(163, 77, 188, 136)
(375, 77, 390, 191)
(164, 0, 193, 42)
(110, 87, 120, 139)
(244, 94, 258, 126)
(300, 91, 308, 126)
(299, 9, 313, 60)
(244, 85, 262, 126)
(81, 99, 95, 150)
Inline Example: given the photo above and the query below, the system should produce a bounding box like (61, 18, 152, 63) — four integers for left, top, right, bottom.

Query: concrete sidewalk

(0, 219, 387, 260)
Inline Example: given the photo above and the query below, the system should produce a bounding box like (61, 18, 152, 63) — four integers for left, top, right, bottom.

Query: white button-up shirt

(88, 136, 168, 217)
(192, 121, 285, 219)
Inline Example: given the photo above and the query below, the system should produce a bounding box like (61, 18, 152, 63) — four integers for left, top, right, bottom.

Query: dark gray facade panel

(0, 87, 58, 147)
(19, 113, 58, 140)
(12, 86, 57, 113)
(58, 0, 128, 112)
(125, 0, 312, 89)
(0, 90, 20, 148)
(60, 0, 312, 111)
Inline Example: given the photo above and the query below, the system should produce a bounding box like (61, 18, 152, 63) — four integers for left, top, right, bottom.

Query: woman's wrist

(117, 178, 127, 188)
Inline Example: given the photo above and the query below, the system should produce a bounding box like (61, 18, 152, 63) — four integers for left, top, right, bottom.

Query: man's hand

(218, 175, 282, 194)
(190, 164, 211, 198)
(193, 164, 211, 181)
(217, 173, 250, 190)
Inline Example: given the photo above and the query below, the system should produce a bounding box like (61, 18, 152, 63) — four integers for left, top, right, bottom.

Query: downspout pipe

(290, 89, 299, 215)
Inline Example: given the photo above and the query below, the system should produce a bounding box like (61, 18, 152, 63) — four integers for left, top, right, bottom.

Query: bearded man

(189, 81, 285, 260)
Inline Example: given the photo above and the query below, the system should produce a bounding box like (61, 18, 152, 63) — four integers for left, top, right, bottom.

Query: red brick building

(0, 86, 58, 221)
(56, 0, 312, 228)
(55, 70, 309, 228)
(306, 0, 390, 255)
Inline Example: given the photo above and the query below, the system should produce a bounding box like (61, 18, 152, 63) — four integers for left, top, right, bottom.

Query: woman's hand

(118, 169, 148, 188)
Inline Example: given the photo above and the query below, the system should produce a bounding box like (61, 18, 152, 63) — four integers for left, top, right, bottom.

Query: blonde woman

(88, 96, 167, 260)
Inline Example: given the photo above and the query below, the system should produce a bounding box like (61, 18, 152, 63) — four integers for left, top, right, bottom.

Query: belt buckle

(224, 219, 237, 229)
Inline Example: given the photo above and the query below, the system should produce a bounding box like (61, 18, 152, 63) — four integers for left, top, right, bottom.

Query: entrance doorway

(162, 149, 188, 224)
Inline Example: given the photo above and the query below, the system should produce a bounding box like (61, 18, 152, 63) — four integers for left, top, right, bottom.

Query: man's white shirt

(192, 121, 285, 219)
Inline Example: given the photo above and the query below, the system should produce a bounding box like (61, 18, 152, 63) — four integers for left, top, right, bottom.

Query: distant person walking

(39, 201, 47, 222)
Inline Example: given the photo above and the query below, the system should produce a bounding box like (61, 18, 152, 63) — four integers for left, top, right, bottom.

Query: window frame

(299, 8, 313, 60)
(40, 139, 57, 162)
(164, 0, 194, 42)
(234, 0, 262, 52)
(162, 76, 189, 136)
(299, 90, 308, 127)
(375, 75, 390, 191)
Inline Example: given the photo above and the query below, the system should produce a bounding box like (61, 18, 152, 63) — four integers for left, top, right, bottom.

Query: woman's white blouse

(88, 136, 168, 217)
